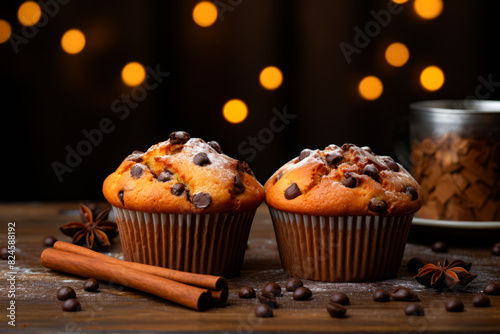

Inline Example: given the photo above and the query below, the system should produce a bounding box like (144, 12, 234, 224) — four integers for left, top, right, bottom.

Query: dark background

(1, 0, 499, 202)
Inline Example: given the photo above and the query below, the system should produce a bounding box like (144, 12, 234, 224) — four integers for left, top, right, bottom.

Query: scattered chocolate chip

(391, 287, 419, 301)
(383, 157, 400, 172)
(207, 141, 222, 154)
(342, 175, 357, 188)
(83, 278, 99, 292)
(130, 164, 144, 179)
(57, 287, 76, 301)
(373, 289, 390, 302)
(126, 150, 144, 162)
(234, 175, 245, 194)
(0, 247, 8, 260)
(43, 236, 57, 247)
(473, 294, 491, 307)
(275, 171, 283, 183)
(446, 298, 464, 312)
(369, 198, 388, 213)
(491, 242, 500, 256)
(326, 302, 346, 318)
(407, 257, 424, 275)
(293, 287, 312, 301)
(157, 171, 173, 182)
(326, 152, 343, 166)
(238, 161, 254, 176)
(362, 164, 379, 181)
(483, 283, 500, 295)
(404, 303, 424, 316)
(263, 282, 282, 297)
(171, 183, 185, 196)
(62, 298, 81, 312)
(330, 292, 349, 305)
(193, 152, 210, 166)
(299, 150, 311, 161)
(119, 190, 125, 206)
(285, 183, 302, 200)
(341, 143, 353, 151)
(169, 131, 190, 145)
(255, 304, 273, 318)
(406, 186, 419, 201)
(239, 286, 256, 299)
(361, 146, 373, 154)
(285, 278, 303, 292)
(257, 291, 278, 308)
(431, 241, 448, 253)
(192, 192, 212, 209)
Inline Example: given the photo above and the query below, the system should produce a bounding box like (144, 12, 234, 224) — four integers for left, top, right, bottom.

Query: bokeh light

(414, 0, 443, 20)
(0, 20, 11, 44)
(61, 29, 86, 55)
(192, 1, 218, 28)
(223, 99, 248, 124)
(358, 76, 383, 101)
(420, 66, 445, 91)
(17, 1, 42, 26)
(385, 42, 410, 67)
(121, 62, 146, 87)
(392, 0, 409, 4)
(259, 66, 283, 90)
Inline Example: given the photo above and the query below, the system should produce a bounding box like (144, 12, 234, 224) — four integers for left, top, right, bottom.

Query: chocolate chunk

(119, 190, 125, 206)
(157, 171, 173, 182)
(130, 164, 144, 179)
(483, 283, 500, 295)
(275, 171, 283, 183)
(407, 257, 424, 275)
(361, 146, 373, 154)
(171, 183, 185, 196)
(298, 150, 311, 161)
(43, 236, 57, 247)
(57, 286, 76, 301)
(373, 289, 390, 302)
(326, 302, 346, 318)
(404, 303, 424, 316)
(406, 186, 419, 201)
(382, 157, 400, 172)
(255, 304, 273, 318)
(193, 152, 210, 166)
(238, 286, 256, 299)
(492, 242, 500, 256)
(263, 282, 282, 297)
(369, 198, 388, 213)
(293, 287, 312, 301)
(391, 287, 419, 301)
(285, 278, 303, 292)
(326, 152, 343, 166)
(0, 247, 9, 260)
(330, 292, 349, 305)
(362, 164, 379, 181)
(341, 143, 353, 151)
(257, 291, 278, 308)
(473, 294, 491, 307)
(192, 192, 212, 209)
(62, 298, 81, 312)
(285, 183, 302, 200)
(234, 175, 245, 194)
(342, 175, 357, 188)
(126, 150, 144, 162)
(238, 161, 255, 176)
(169, 131, 190, 145)
(83, 278, 99, 292)
(207, 141, 222, 154)
(431, 241, 448, 253)
(446, 298, 464, 312)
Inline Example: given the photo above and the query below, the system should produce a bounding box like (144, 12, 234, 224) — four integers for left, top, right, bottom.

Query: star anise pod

(59, 204, 118, 251)
(413, 259, 477, 290)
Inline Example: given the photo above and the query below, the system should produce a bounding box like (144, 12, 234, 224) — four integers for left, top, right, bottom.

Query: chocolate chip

(192, 192, 212, 209)
(255, 304, 273, 318)
(57, 286, 76, 301)
(491, 242, 500, 256)
(0, 247, 9, 260)
(299, 150, 311, 161)
(293, 287, 312, 301)
(130, 164, 144, 179)
(275, 171, 283, 183)
(407, 257, 424, 275)
(404, 303, 424, 316)
(171, 183, 185, 196)
(326, 302, 346, 318)
(326, 152, 343, 166)
(361, 146, 373, 153)
(126, 150, 144, 162)
(43, 236, 57, 247)
(119, 190, 125, 206)
(391, 287, 419, 301)
(369, 198, 388, 213)
(238, 161, 254, 176)
(342, 175, 357, 188)
(382, 157, 400, 172)
(473, 294, 491, 307)
(169, 131, 190, 145)
(285, 278, 303, 292)
(362, 164, 379, 181)
(239, 286, 256, 299)
(83, 278, 99, 292)
(207, 141, 222, 154)
(341, 143, 353, 151)
(373, 289, 390, 302)
(157, 171, 173, 182)
(330, 292, 349, 305)
(257, 291, 278, 308)
(234, 175, 245, 194)
(431, 241, 448, 253)
(446, 298, 464, 312)
(62, 298, 81, 312)
(406, 186, 419, 201)
(193, 152, 210, 166)
(285, 183, 302, 200)
(263, 282, 282, 297)
(483, 283, 500, 295)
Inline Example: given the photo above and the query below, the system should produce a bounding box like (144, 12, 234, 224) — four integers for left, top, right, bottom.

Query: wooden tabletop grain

(0, 202, 499, 333)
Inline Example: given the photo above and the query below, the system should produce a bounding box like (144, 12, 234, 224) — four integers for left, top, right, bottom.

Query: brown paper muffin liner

(112, 207, 256, 278)
(269, 207, 413, 282)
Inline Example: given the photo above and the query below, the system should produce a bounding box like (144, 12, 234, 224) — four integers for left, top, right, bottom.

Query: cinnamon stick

(41, 248, 210, 311)
(209, 289, 228, 306)
(53, 241, 228, 292)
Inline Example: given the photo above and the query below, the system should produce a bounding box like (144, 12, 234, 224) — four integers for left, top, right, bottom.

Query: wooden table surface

(1, 202, 499, 333)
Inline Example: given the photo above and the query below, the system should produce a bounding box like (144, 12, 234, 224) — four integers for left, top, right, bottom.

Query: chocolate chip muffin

(264, 143, 423, 282)
(103, 131, 264, 277)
